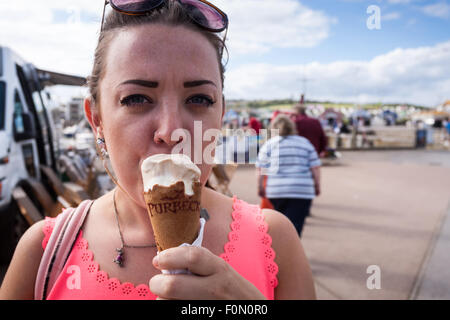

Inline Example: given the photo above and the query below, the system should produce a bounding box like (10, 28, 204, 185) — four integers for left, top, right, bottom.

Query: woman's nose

(153, 104, 185, 146)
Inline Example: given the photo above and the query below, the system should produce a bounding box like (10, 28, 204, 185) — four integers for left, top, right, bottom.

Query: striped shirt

(255, 135, 321, 200)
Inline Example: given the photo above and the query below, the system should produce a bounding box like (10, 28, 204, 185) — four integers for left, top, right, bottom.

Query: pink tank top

(41, 197, 279, 300)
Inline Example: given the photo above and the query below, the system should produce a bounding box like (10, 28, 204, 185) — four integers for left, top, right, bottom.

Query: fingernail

(153, 255, 159, 267)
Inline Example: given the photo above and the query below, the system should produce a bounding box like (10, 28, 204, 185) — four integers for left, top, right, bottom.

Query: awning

(36, 68, 86, 87)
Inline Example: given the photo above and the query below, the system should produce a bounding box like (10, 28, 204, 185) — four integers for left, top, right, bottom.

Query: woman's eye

(120, 94, 152, 107)
(186, 95, 216, 108)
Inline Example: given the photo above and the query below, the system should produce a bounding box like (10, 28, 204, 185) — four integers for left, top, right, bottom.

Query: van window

(0, 81, 5, 130)
(14, 90, 25, 134)
(32, 91, 52, 165)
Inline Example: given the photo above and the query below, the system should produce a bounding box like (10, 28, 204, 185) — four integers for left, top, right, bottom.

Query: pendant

(113, 247, 124, 267)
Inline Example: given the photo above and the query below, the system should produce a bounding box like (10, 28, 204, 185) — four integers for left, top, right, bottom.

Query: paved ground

(228, 149, 450, 300)
(414, 204, 450, 300)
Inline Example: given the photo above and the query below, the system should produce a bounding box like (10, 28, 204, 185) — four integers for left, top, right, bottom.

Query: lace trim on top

(42, 216, 156, 300)
(220, 197, 279, 289)
(74, 233, 155, 299)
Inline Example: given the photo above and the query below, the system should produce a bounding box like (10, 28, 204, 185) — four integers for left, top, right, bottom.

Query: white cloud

(422, 2, 450, 19)
(0, 0, 336, 74)
(382, 12, 401, 21)
(224, 41, 450, 106)
(387, 0, 412, 4)
(0, 0, 103, 75)
(215, 0, 337, 54)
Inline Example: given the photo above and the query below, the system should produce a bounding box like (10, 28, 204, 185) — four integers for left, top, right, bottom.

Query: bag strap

(34, 207, 74, 300)
(34, 200, 94, 300)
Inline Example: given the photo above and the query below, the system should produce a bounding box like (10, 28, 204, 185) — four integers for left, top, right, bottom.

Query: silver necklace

(112, 189, 156, 267)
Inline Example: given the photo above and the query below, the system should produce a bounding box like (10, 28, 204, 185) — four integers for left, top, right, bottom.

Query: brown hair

(294, 104, 307, 115)
(87, 1, 227, 104)
(270, 114, 297, 137)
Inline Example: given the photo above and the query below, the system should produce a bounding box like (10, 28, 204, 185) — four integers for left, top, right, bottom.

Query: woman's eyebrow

(184, 80, 217, 88)
(119, 79, 159, 88)
(118, 79, 217, 88)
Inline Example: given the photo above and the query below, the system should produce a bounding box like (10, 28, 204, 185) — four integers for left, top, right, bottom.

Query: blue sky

(0, 0, 449, 106)
(307, 0, 449, 61)
(230, 0, 450, 65)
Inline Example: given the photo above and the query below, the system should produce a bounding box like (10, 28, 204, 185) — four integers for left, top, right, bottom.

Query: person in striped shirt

(256, 114, 321, 237)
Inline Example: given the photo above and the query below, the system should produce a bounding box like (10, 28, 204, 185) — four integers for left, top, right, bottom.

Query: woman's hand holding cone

(149, 246, 267, 300)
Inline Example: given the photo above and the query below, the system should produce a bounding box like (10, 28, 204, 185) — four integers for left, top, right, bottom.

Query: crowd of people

(235, 106, 449, 238)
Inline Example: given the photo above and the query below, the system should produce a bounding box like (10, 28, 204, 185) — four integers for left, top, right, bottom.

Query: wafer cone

(144, 181, 202, 252)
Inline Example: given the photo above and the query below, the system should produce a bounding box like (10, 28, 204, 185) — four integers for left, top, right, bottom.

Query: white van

(0, 46, 85, 262)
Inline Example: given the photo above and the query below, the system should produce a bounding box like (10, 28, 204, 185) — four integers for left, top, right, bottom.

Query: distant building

(441, 100, 450, 114)
(51, 105, 65, 124)
(65, 97, 84, 126)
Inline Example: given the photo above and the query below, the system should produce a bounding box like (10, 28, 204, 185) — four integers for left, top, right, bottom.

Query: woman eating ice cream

(0, 0, 316, 300)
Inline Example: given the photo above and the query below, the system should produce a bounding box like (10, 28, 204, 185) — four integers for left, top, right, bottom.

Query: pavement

(413, 203, 450, 299)
(228, 149, 450, 300)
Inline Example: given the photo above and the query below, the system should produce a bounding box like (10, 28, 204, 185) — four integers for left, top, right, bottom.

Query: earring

(96, 127, 109, 159)
(97, 136, 109, 159)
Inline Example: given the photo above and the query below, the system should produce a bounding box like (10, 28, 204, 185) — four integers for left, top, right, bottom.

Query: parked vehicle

(0, 46, 86, 263)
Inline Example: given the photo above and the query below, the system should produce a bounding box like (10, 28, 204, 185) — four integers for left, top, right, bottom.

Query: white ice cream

(141, 154, 201, 196)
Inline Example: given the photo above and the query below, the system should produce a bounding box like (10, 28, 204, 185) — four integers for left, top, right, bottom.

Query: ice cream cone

(144, 180, 202, 252)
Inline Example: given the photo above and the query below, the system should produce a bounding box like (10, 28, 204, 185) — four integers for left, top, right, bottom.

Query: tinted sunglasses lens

(179, 0, 227, 31)
(111, 0, 163, 13)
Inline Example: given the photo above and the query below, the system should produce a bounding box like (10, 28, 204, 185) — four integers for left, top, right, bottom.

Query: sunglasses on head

(101, 0, 228, 33)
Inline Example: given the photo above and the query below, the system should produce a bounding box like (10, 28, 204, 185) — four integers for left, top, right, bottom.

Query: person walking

(256, 115, 321, 238)
(293, 104, 327, 157)
(445, 117, 450, 147)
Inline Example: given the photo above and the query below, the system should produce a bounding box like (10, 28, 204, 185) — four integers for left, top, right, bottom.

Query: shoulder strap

(34, 200, 94, 300)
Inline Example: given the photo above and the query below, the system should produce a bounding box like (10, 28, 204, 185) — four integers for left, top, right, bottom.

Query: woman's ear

(84, 97, 102, 136)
